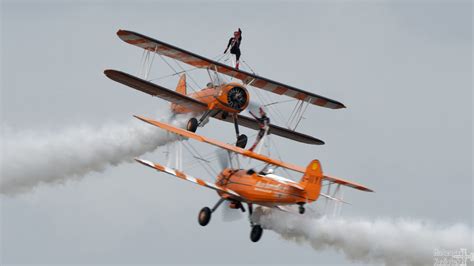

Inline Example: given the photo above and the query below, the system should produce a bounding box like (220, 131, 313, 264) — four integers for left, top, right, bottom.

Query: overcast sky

(1, 0, 472, 265)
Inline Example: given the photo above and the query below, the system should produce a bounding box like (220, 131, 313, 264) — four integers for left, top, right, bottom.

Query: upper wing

(134, 115, 373, 192)
(104, 69, 208, 112)
(117, 30, 345, 109)
(135, 158, 241, 199)
(214, 113, 324, 145)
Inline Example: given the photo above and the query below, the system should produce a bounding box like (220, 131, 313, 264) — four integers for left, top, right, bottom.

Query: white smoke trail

(0, 113, 188, 195)
(252, 208, 473, 266)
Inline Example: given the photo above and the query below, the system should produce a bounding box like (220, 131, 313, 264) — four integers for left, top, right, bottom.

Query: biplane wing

(134, 115, 306, 173)
(106, 69, 324, 145)
(214, 113, 324, 145)
(117, 30, 345, 109)
(104, 69, 208, 112)
(135, 158, 242, 199)
(134, 115, 373, 192)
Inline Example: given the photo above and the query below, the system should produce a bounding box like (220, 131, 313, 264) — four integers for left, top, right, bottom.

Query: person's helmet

(259, 107, 266, 116)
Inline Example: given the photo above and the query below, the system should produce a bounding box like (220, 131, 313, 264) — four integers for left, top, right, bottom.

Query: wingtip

(133, 114, 146, 121)
(135, 158, 155, 168)
(116, 29, 127, 36)
(103, 69, 113, 76)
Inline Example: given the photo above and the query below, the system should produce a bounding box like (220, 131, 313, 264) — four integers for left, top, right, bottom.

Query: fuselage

(215, 168, 310, 206)
(171, 82, 249, 114)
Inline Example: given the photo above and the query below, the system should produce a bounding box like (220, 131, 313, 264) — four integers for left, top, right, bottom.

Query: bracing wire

(158, 54, 199, 93)
(181, 141, 217, 177)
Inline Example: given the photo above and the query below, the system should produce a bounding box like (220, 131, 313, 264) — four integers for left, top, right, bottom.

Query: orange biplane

(105, 30, 346, 148)
(134, 115, 373, 242)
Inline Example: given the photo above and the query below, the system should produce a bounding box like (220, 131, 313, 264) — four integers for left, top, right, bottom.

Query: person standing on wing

(248, 107, 270, 152)
(224, 28, 242, 69)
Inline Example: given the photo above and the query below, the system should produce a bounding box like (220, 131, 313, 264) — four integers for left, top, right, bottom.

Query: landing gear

(221, 111, 228, 120)
(250, 225, 263, 242)
(232, 114, 247, 148)
(186, 110, 217, 133)
(187, 118, 198, 132)
(228, 200, 246, 212)
(247, 203, 264, 242)
(298, 203, 305, 214)
(198, 198, 225, 227)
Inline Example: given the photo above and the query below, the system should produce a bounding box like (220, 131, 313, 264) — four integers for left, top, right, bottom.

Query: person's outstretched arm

(249, 110, 257, 119)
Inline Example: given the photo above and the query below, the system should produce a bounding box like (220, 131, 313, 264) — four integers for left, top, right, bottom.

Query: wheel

(198, 207, 211, 226)
(250, 225, 263, 242)
(221, 111, 228, 120)
(236, 134, 248, 148)
(187, 118, 198, 132)
(298, 205, 305, 214)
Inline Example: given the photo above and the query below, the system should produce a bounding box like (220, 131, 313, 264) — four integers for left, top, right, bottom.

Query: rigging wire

(172, 59, 203, 91)
(148, 67, 201, 82)
(181, 141, 217, 177)
(158, 54, 199, 93)
(292, 99, 310, 130)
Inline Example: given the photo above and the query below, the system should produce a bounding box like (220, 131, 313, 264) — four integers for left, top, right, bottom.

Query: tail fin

(176, 74, 187, 95)
(299, 160, 323, 202)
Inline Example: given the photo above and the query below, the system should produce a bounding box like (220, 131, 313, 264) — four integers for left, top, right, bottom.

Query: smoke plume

(0, 113, 186, 195)
(252, 207, 473, 266)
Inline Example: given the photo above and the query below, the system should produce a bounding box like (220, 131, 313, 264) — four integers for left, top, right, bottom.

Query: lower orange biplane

(134, 115, 373, 242)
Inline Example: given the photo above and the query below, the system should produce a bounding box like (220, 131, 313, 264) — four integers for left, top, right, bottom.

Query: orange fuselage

(171, 82, 249, 114)
(215, 169, 312, 206)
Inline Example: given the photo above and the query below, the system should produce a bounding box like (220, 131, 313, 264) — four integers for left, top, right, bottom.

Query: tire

(187, 118, 198, 132)
(221, 111, 228, 120)
(198, 207, 211, 226)
(236, 134, 248, 149)
(250, 225, 263, 242)
(299, 205, 305, 214)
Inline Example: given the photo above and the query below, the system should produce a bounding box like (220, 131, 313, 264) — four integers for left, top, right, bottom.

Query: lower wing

(104, 69, 208, 112)
(135, 158, 241, 199)
(214, 113, 324, 145)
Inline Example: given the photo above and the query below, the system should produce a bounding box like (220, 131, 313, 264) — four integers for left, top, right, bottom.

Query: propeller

(227, 87, 247, 109)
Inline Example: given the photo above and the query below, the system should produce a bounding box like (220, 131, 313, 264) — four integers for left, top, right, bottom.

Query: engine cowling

(213, 83, 249, 113)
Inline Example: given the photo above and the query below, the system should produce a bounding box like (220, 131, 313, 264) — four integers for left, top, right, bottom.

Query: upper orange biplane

(105, 30, 346, 148)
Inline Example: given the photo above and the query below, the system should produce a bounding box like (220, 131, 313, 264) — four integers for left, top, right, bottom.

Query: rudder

(176, 74, 187, 95)
(299, 159, 323, 202)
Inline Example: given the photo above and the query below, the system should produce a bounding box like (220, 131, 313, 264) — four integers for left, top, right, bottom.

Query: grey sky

(1, 0, 472, 265)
